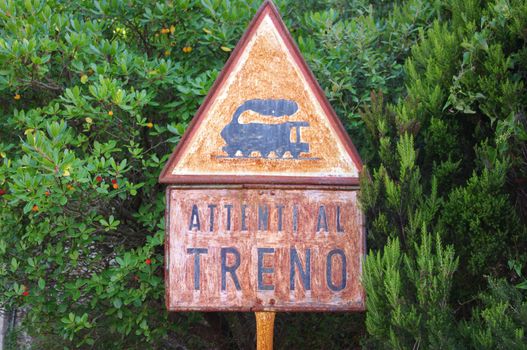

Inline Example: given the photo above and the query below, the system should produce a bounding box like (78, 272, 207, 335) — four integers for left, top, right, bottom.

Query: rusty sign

(159, 0, 362, 186)
(160, 0, 365, 313)
(166, 187, 365, 312)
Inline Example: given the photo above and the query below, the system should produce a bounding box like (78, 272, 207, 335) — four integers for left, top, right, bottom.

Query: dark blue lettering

(225, 204, 233, 231)
(276, 205, 284, 231)
(257, 248, 275, 291)
(293, 205, 298, 232)
(317, 205, 328, 232)
(241, 204, 248, 231)
(221, 247, 241, 290)
(208, 204, 217, 232)
(188, 205, 201, 231)
(326, 249, 347, 291)
(187, 248, 208, 290)
(258, 205, 269, 231)
(290, 248, 311, 290)
(336, 206, 344, 233)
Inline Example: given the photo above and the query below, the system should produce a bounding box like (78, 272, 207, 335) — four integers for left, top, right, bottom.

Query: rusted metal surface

(255, 312, 276, 350)
(160, 0, 366, 319)
(158, 0, 362, 186)
(165, 186, 365, 312)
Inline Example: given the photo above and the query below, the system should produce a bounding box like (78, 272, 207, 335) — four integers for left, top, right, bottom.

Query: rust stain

(162, 6, 361, 182)
(166, 187, 365, 312)
(256, 312, 276, 350)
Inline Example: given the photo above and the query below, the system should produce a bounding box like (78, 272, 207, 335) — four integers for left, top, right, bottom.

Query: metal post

(255, 311, 275, 350)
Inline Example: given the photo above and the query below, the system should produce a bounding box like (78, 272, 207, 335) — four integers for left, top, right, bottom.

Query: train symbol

(220, 99, 310, 159)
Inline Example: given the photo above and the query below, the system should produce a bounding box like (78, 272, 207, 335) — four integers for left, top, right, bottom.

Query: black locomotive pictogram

(220, 99, 310, 159)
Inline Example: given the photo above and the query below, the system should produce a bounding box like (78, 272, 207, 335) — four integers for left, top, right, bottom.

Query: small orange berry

(112, 183, 119, 190)
(182, 46, 192, 53)
(66, 184, 74, 191)
(108, 110, 113, 116)
(31, 205, 39, 212)
(14, 94, 21, 100)
(146, 122, 154, 128)
(45, 190, 51, 196)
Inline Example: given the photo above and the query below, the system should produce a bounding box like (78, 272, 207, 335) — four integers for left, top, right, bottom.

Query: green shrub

(0, 0, 443, 348)
(360, 0, 527, 347)
(363, 231, 459, 349)
(363, 233, 527, 349)
(460, 278, 527, 350)
(1, 0, 526, 348)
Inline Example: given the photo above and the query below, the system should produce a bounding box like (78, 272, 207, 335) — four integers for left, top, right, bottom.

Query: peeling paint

(159, 2, 362, 185)
(161, 1, 366, 313)
(165, 187, 365, 312)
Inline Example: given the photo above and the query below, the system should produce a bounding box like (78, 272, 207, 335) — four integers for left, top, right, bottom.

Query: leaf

(113, 298, 122, 309)
(38, 278, 46, 290)
(11, 257, 19, 272)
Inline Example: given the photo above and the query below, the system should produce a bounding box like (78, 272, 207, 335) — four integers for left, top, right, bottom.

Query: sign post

(255, 311, 275, 350)
(160, 1, 365, 348)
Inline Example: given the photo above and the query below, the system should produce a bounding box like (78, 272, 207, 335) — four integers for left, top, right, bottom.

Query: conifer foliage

(360, 0, 527, 348)
(0, 0, 447, 347)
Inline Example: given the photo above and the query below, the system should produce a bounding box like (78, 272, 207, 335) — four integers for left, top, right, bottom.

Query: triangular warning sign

(159, 0, 362, 185)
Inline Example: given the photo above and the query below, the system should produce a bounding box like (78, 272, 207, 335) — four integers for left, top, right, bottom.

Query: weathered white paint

(169, 13, 360, 178)
(166, 187, 365, 312)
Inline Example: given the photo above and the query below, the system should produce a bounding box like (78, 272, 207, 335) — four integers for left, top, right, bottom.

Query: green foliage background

(0, 0, 525, 349)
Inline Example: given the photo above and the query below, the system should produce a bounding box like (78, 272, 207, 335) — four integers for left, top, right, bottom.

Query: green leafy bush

(0, 0, 256, 347)
(363, 231, 459, 349)
(0, 0, 442, 348)
(363, 234, 527, 349)
(460, 278, 527, 350)
(360, 0, 527, 347)
(1, 0, 526, 348)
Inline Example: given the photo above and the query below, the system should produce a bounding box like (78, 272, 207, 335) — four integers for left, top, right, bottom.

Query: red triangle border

(159, 0, 363, 186)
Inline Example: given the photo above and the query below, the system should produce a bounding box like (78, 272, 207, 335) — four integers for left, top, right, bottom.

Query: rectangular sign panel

(165, 187, 365, 312)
